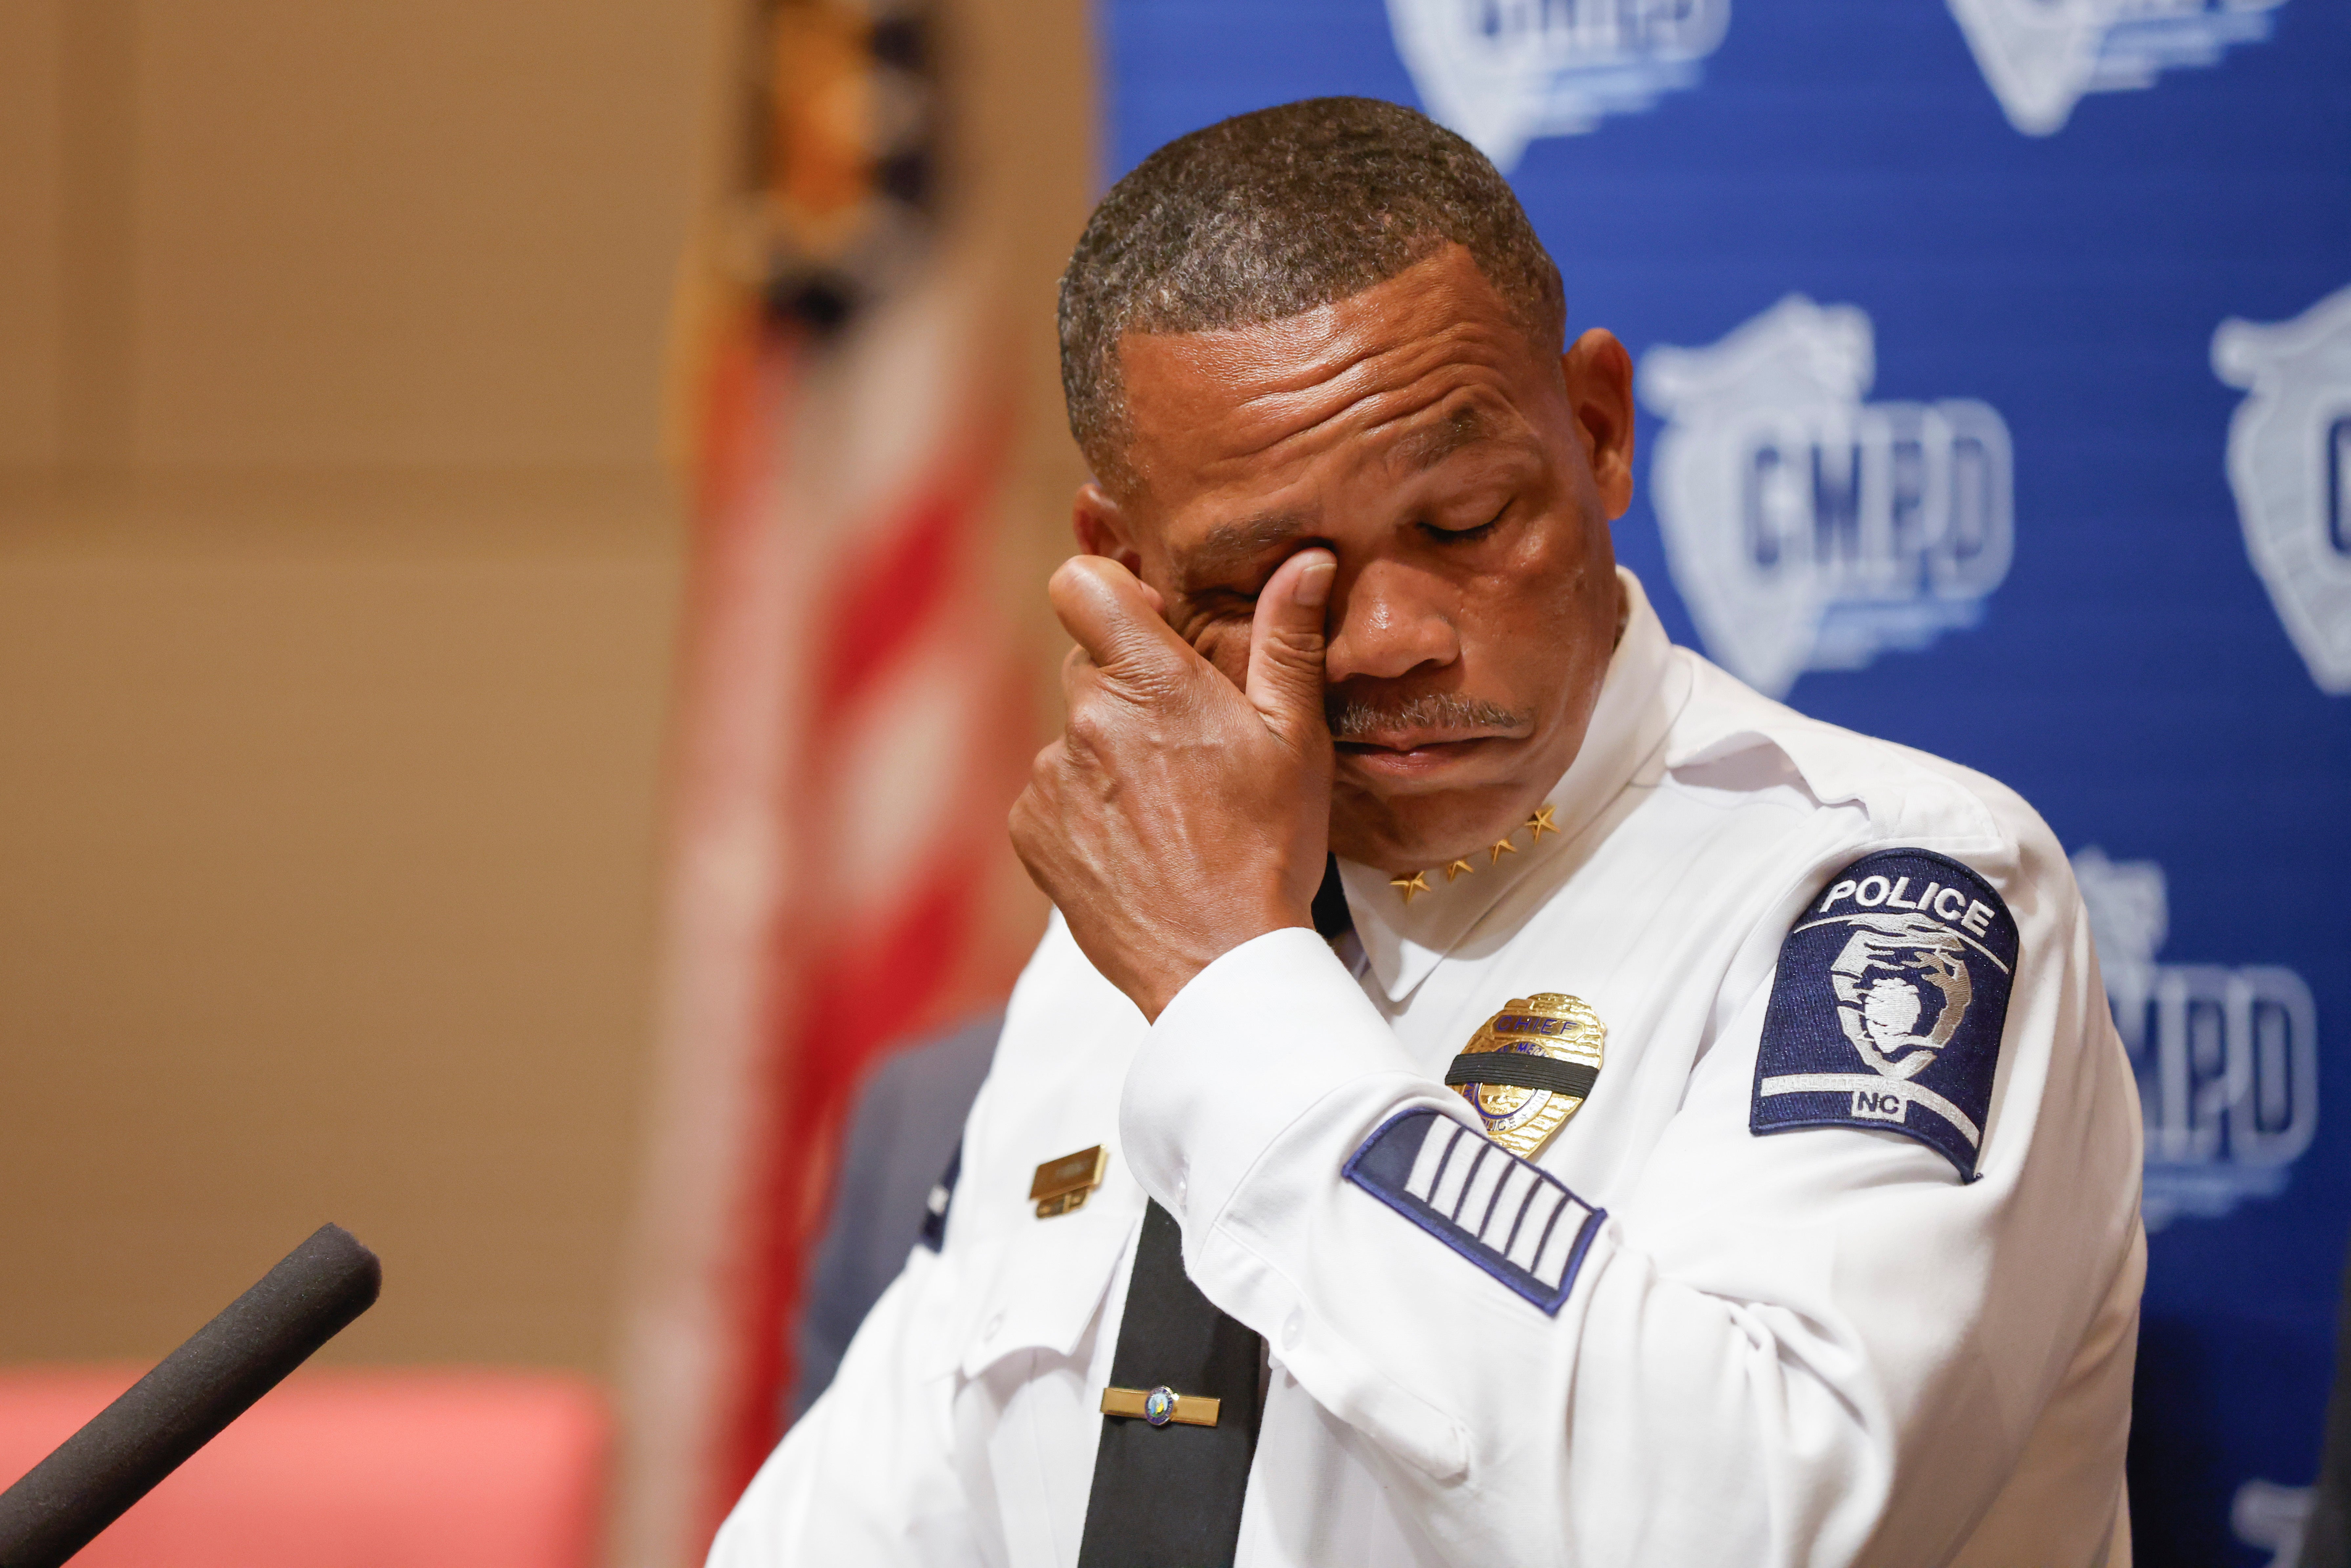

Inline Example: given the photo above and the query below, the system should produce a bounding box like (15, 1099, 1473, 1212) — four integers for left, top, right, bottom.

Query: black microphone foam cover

(0, 1222, 382, 1568)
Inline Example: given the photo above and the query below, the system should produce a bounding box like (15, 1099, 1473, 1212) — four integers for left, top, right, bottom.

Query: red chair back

(0, 1367, 606, 1568)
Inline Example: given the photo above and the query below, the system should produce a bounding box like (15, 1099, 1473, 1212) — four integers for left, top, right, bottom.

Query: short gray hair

(1056, 97, 1566, 491)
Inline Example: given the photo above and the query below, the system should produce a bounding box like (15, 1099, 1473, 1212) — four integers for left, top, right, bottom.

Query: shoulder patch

(1751, 849, 2018, 1179)
(1343, 1109, 1605, 1314)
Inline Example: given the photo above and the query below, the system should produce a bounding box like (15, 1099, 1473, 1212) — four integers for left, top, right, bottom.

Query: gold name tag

(1030, 1145, 1106, 1218)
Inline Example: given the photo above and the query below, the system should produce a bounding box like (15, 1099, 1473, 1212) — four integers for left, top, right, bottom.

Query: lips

(1334, 733, 1518, 780)
(1334, 721, 1519, 752)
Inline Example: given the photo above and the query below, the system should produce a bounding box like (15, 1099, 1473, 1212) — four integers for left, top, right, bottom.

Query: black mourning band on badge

(1445, 1052, 1600, 1099)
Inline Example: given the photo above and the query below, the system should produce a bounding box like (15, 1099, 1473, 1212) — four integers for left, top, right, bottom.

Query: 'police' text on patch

(1750, 849, 2017, 1179)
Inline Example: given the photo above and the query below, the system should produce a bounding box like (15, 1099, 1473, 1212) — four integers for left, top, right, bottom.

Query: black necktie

(1074, 861, 1351, 1568)
(1074, 1200, 1264, 1568)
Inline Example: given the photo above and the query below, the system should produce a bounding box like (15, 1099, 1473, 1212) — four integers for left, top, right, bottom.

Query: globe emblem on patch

(1827, 913, 1975, 1081)
(1453, 993, 1606, 1159)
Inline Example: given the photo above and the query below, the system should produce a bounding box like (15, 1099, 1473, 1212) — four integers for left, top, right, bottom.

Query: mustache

(1325, 691, 1529, 740)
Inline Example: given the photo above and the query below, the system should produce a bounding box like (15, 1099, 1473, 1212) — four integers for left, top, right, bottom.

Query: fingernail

(1296, 556, 1336, 610)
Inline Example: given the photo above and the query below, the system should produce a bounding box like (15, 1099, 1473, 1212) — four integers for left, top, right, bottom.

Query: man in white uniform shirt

(711, 97, 2144, 1568)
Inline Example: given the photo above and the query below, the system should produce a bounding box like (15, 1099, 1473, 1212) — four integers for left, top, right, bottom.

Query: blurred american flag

(614, 2, 1046, 1559)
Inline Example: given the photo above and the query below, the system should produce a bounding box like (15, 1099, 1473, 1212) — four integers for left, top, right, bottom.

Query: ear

(1563, 328, 1636, 521)
(1072, 481, 1147, 576)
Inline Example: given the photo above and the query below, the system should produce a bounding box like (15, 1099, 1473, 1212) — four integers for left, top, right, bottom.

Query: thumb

(1245, 548, 1336, 746)
(1050, 553, 1196, 687)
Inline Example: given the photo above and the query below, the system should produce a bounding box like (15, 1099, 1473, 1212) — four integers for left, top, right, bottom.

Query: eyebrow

(1174, 407, 1505, 589)
(1181, 508, 1319, 589)
(1390, 404, 1497, 472)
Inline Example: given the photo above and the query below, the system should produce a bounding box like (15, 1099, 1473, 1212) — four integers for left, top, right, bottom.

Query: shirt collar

(1335, 567, 1689, 1004)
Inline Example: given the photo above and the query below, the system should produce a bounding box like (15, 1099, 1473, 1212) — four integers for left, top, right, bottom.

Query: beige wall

(0, 0, 1093, 1378)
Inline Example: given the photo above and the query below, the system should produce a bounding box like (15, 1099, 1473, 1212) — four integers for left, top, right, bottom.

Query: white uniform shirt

(711, 569, 2145, 1568)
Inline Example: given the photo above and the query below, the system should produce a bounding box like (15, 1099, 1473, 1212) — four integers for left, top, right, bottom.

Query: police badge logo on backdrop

(2213, 280, 2351, 696)
(2073, 847, 2319, 1229)
(1753, 851, 2018, 1179)
(1383, 0, 1728, 170)
(1639, 297, 2014, 702)
(1946, 0, 2288, 137)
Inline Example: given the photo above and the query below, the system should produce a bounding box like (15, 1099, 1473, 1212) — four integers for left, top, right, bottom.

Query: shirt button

(984, 1312, 1004, 1339)
(1282, 1310, 1305, 1350)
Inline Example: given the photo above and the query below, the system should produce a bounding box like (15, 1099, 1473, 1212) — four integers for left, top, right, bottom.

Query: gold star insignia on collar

(1444, 858, 1475, 881)
(1390, 870, 1430, 904)
(1525, 803, 1559, 842)
(1489, 835, 1520, 865)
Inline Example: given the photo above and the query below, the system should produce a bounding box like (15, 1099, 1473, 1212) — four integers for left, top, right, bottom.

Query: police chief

(710, 95, 2145, 1568)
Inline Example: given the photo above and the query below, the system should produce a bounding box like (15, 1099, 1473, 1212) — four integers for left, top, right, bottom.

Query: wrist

(1133, 904, 1314, 1022)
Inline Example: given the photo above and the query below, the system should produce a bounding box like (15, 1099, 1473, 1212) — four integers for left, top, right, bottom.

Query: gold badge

(1030, 1145, 1106, 1218)
(1445, 993, 1606, 1158)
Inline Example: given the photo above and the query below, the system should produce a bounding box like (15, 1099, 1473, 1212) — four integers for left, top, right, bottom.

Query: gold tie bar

(1100, 1384, 1220, 1428)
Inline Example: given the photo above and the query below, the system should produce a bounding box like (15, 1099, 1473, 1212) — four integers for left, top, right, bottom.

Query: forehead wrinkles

(1215, 317, 1522, 470)
(1124, 304, 1530, 488)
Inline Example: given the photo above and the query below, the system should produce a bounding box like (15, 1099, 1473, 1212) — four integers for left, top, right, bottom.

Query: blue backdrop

(1095, 3, 2350, 1559)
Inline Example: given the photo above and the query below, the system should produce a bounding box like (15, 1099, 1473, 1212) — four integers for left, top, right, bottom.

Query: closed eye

(1422, 502, 1509, 543)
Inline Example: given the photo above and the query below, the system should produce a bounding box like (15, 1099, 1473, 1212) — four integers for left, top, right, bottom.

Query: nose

(1324, 559, 1460, 685)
